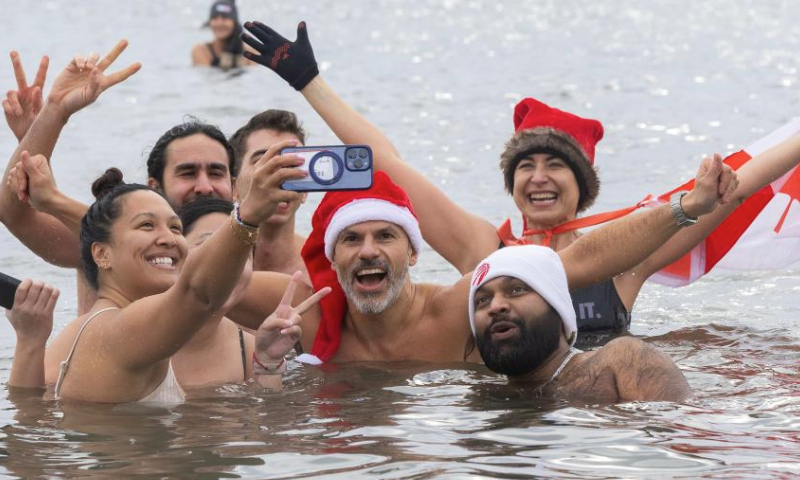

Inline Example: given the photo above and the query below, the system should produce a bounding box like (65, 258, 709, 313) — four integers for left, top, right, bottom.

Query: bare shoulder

(600, 336, 690, 402)
(592, 336, 678, 370)
(417, 281, 470, 331)
(192, 43, 211, 66)
(597, 336, 650, 362)
(423, 274, 471, 314)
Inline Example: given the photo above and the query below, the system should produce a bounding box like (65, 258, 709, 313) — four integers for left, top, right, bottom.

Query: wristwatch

(669, 190, 698, 227)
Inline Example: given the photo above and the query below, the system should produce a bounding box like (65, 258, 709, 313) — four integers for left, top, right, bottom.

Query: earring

(98, 260, 110, 270)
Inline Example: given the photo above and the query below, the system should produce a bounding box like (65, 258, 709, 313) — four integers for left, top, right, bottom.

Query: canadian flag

(649, 118, 800, 287)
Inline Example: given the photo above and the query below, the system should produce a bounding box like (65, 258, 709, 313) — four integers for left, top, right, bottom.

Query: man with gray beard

(231, 158, 733, 366)
(468, 245, 690, 402)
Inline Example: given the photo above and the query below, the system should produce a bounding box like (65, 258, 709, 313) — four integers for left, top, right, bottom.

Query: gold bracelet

(230, 211, 259, 245)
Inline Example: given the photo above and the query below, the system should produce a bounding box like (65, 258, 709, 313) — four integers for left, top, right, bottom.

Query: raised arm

(8, 151, 88, 235)
(560, 155, 737, 290)
(105, 141, 309, 369)
(0, 41, 140, 267)
(2, 51, 48, 143)
(618, 133, 800, 303)
(242, 21, 500, 273)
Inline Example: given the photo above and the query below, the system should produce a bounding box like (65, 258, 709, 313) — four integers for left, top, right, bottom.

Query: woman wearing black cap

(192, 1, 251, 69)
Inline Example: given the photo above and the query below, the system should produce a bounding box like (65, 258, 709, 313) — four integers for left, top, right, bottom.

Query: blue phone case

(281, 145, 373, 192)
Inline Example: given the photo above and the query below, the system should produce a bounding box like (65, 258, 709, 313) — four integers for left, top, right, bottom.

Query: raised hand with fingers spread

(3, 51, 48, 142)
(241, 21, 318, 90)
(46, 39, 141, 119)
(254, 271, 330, 385)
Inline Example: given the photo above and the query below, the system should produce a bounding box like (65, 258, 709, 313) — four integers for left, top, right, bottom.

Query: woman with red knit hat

(240, 20, 800, 343)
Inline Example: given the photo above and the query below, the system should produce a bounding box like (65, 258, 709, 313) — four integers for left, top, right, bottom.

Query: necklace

(533, 347, 581, 396)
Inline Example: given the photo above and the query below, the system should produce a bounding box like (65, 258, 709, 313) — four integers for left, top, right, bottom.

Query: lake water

(1, 0, 800, 478)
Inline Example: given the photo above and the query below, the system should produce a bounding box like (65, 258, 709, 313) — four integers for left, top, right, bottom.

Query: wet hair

(146, 118, 235, 187)
(80, 168, 159, 290)
(229, 110, 307, 175)
(178, 197, 234, 235)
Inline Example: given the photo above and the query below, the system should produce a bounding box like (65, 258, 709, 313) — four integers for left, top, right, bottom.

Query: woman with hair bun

(20, 136, 322, 403)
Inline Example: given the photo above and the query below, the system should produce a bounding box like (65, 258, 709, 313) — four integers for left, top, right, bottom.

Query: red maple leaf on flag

(774, 166, 800, 234)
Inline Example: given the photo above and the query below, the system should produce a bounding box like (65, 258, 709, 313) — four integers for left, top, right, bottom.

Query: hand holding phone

(5, 278, 59, 347)
(0, 272, 22, 310)
(280, 145, 373, 192)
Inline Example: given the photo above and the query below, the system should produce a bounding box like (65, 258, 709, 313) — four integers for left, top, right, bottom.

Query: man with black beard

(468, 246, 690, 403)
(234, 161, 732, 367)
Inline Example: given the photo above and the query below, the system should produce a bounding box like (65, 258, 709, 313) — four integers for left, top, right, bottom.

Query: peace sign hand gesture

(46, 39, 141, 120)
(3, 51, 48, 142)
(254, 272, 330, 370)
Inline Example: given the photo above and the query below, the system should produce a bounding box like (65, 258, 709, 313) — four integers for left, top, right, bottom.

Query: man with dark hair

(229, 109, 306, 175)
(230, 109, 310, 281)
(146, 119, 236, 207)
(0, 44, 237, 314)
(468, 246, 690, 403)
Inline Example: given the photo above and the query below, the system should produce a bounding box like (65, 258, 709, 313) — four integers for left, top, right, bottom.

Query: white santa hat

(468, 245, 577, 346)
(298, 171, 424, 364)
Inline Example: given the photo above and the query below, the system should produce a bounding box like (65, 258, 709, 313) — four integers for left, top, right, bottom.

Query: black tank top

(206, 43, 221, 67)
(571, 279, 631, 332)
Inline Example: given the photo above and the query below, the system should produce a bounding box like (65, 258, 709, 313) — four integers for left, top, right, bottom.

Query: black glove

(242, 21, 319, 91)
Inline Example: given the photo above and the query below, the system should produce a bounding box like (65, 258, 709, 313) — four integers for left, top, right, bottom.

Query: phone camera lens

(358, 149, 367, 159)
(347, 150, 357, 159)
(353, 159, 364, 169)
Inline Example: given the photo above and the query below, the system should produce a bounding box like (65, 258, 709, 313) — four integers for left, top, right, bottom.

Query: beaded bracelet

(253, 352, 287, 375)
(230, 211, 259, 245)
(233, 201, 260, 229)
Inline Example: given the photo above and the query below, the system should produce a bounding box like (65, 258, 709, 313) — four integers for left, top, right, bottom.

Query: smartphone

(280, 145, 373, 192)
(0, 271, 21, 310)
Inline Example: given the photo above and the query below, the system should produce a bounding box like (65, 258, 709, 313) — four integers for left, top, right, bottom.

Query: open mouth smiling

(354, 267, 387, 289)
(147, 255, 179, 270)
(528, 191, 558, 205)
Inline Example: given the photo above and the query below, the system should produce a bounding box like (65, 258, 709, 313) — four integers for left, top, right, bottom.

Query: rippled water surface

(1, 0, 800, 478)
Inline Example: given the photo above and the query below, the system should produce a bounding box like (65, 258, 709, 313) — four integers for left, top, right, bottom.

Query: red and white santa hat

(499, 97, 604, 213)
(296, 171, 423, 364)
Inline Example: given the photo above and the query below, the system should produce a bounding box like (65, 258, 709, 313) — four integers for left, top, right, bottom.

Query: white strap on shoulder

(54, 307, 119, 400)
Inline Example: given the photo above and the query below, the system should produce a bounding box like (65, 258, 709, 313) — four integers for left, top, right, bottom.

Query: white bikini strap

(54, 307, 119, 400)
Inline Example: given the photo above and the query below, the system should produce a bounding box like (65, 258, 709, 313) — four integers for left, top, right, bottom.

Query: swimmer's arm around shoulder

(301, 77, 500, 273)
